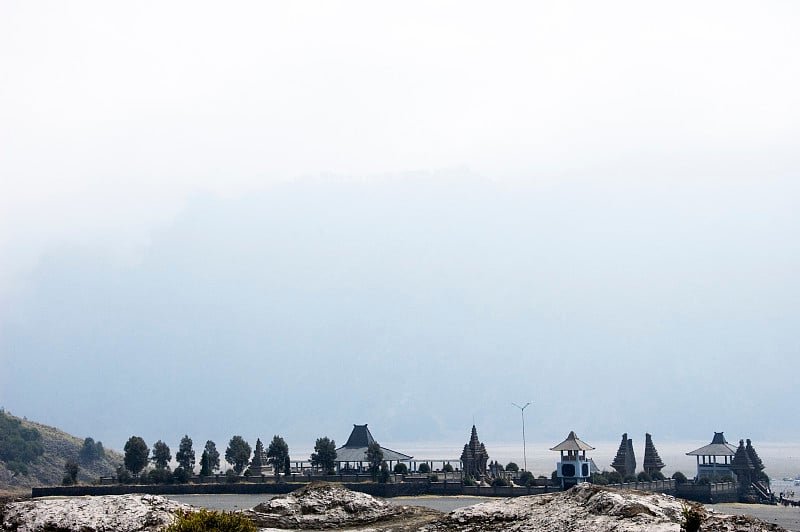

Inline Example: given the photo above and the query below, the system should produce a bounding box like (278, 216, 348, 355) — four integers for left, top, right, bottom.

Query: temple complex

(460, 425, 489, 481)
(611, 433, 636, 478)
(643, 433, 665, 476)
(550, 431, 594, 489)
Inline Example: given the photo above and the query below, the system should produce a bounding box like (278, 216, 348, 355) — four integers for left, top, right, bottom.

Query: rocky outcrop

(1, 484, 789, 532)
(243, 482, 440, 529)
(0, 493, 192, 532)
(420, 484, 787, 532)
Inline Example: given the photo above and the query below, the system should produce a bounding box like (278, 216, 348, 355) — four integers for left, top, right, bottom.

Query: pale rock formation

(1, 493, 192, 532)
(243, 482, 439, 530)
(420, 484, 787, 532)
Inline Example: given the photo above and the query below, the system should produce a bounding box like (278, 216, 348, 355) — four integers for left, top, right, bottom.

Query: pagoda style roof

(731, 439, 755, 471)
(335, 424, 412, 463)
(342, 424, 376, 448)
(686, 432, 736, 457)
(643, 433, 665, 470)
(745, 439, 765, 472)
(611, 433, 636, 475)
(550, 431, 595, 452)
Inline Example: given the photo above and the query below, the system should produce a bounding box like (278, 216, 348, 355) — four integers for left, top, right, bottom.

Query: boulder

(243, 482, 440, 529)
(1, 493, 193, 532)
(420, 483, 788, 532)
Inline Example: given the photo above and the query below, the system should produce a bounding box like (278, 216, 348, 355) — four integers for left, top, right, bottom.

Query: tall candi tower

(643, 433, 666, 476)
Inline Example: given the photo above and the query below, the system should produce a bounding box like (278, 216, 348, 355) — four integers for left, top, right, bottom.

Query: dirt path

(711, 503, 800, 532)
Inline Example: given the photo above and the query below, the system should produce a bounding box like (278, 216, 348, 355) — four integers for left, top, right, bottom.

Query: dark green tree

(266, 435, 289, 477)
(379, 461, 390, 483)
(672, 471, 688, 484)
(152, 440, 172, 470)
(79, 437, 105, 462)
(172, 466, 191, 483)
(443, 463, 454, 472)
(176, 435, 195, 472)
(250, 438, 266, 470)
(505, 462, 519, 472)
(393, 463, 408, 474)
(225, 436, 252, 474)
(366, 441, 383, 480)
(0, 412, 44, 466)
(310, 437, 337, 474)
(519, 470, 535, 486)
(124, 436, 149, 477)
(418, 462, 430, 474)
(199, 451, 212, 476)
(116, 464, 132, 483)
(62, 460, 79, 485)
(204, 440, 220, 473)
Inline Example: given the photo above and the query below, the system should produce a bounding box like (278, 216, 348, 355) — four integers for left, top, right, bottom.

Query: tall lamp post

(512, 401, 531, 471)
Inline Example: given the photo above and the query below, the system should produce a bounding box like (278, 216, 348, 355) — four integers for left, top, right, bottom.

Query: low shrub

(680, 504, 703, 532)
(417, 463, 430, 474)
(164, 509, 256, 532)
(672, 471, 688, 484)
(519, 471, 535, 486)
(172, 467, 191, 484)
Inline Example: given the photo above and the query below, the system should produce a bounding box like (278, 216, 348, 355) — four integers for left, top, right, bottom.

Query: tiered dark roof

(611, 433, 636, 477)
(730, 439, 755, 471)
(334, 424, 412, 463)
(643, 433, 665, 475)
(745, 439, 765, 472)
(461, 425, 489, 480)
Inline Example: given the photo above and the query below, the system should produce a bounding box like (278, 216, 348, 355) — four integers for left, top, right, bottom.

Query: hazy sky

(1, 1, 799, 463)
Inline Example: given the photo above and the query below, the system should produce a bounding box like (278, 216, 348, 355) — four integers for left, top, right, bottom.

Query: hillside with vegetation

(0, 410, 122, 493)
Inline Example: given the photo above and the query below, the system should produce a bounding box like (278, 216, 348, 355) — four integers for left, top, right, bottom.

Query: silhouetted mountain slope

(0, 411, 121, 491)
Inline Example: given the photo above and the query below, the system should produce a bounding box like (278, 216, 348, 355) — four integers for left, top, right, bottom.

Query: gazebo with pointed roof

(686, 432, 736, 480)
(334, 424, 412, 473)
(550, 431, 595, 489)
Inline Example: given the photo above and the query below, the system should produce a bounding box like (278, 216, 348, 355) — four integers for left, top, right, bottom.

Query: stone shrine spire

(611, 433, 636, 478)
(249, 438, 269, 475)
(745, 439, 765, 473)
(460, 425, 489, 481)
(643, 433, 665, 476)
